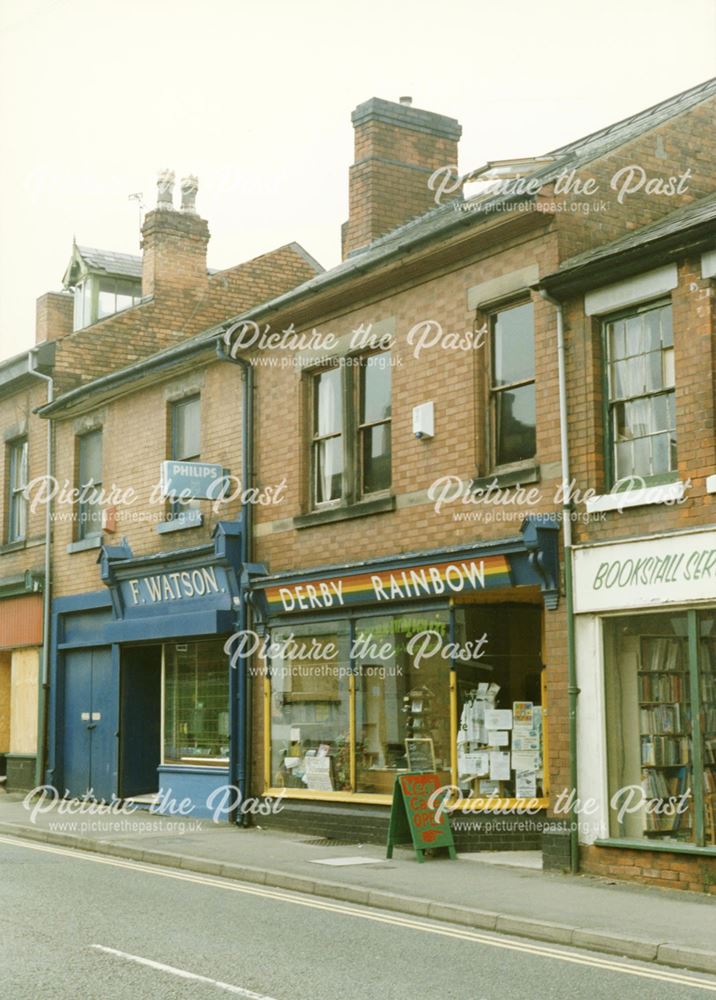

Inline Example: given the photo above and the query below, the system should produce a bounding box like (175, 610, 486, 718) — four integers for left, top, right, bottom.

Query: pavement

(1, 790, 714, 978)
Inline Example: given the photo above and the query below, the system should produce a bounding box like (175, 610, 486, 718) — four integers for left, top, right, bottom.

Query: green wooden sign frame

(386, 772, 456, 863)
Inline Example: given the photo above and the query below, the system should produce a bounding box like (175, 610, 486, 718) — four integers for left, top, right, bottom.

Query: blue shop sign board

(160, 460, 228, 501)
(98, 522, 243, 639)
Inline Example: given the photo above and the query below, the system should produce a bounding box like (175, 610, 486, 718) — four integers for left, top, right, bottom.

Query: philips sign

(160, 461, 228, 501)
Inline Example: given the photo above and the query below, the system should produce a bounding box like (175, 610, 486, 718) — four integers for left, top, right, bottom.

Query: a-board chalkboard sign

(404, 737, 436, 772)
(386, 772, 456, 863)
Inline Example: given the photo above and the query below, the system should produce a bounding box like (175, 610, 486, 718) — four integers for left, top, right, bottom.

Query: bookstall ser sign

(573, 529, 716, 613)
(386, 772, 456, 863)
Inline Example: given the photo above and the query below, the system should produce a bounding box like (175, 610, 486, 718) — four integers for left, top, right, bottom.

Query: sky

(1, 0, 715, 358)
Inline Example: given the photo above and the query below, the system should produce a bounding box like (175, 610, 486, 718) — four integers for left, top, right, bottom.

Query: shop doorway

(62, 647, 116, 801)
(119, 645, 162, 799)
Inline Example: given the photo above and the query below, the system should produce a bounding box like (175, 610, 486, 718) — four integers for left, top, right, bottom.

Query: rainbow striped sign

(261, 554, 512, 615)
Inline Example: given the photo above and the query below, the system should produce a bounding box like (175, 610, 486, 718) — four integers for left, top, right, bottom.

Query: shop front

(46, 522, 243, 818)
(573, 527, 716, 886)
(0, 571, 43, 790)
(249, 516, 560, 848)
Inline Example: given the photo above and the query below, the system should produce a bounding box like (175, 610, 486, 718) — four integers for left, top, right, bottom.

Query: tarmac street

(1, 836, 715, 1000)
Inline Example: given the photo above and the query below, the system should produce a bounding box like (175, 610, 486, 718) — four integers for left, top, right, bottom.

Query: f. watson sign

(573, 529, 716, 613)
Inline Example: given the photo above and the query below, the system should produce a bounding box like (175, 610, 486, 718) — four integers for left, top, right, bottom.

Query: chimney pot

(180, 175, 199, 215)
(156, 169, 175, 210)
(399, 96, 412, 106)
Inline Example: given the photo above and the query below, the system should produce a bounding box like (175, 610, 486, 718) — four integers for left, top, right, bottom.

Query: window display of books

(699, 639, 716, 807)
(638, 635, 691, 839)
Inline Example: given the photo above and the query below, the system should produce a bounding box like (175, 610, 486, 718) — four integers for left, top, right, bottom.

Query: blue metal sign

(160, 460, 227, 501)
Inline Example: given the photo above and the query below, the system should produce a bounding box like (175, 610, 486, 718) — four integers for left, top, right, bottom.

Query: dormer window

(64, 245, 143, 330)
(72, 276, 141, 330)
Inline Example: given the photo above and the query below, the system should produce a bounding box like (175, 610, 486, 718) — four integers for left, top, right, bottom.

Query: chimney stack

(342, 97, 462, 259)
(140, 170, 209, 301)
(35, 291, 73, 344)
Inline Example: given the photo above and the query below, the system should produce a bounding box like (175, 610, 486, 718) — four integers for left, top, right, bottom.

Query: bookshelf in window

(699, 638, 716, 804)
(638, 635, 692, 839)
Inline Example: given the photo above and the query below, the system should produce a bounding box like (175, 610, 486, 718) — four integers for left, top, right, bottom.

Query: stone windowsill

(66, 535, 102, 554)
(585, 480, 685, 514)
(156, 511, 204, 534)
(472, 463, 541, 491)
(294, 495, 396, 529)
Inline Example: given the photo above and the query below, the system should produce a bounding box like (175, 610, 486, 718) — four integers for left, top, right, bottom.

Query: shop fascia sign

(159, 460, 228, 501)
(253, 516, 561, 617)
(99, 525, 242, 623)
(573, 528, 716, 614)
(260, 554, 513, 615)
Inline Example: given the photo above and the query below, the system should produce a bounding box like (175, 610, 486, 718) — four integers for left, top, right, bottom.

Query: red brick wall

(581, 844, 716, 894)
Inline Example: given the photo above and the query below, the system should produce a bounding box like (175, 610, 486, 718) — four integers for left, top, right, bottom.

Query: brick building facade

(2, 79, 715, 889)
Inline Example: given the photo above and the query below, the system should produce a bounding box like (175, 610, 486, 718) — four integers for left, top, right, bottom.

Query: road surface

(0, 835, 714, 999)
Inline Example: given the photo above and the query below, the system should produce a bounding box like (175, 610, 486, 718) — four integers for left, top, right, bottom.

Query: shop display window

(163, 639, 229, 766)
(453, 604, 544, 800)
(604, 611, 716, 847)
(354, 611, 450, 794)
(270, 622, 352, 791)
(264, 603, 546, 804)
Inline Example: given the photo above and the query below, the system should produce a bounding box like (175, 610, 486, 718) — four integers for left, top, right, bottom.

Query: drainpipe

(216, 340, 253, 827)
(28, 352, 54, 790)
(540, 289, 579, 874)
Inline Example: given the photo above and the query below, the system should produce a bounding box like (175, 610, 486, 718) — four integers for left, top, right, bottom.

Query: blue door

(62, 647, 116, 801)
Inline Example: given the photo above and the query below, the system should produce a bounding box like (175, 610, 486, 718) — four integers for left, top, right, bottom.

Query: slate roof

(42, 76, 716, 413)
(552, 190, 716, 277)
(73, 245, 220, 280)
(209, 76, 716, 320)
(75, 246, 143, 279)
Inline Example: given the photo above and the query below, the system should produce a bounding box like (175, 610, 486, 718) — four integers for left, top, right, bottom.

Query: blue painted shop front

(46, 522, 243, 819)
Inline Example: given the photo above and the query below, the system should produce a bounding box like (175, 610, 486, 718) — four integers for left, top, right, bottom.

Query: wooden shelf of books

(699, 639, 716, 843)
(639, 635, 691, 839)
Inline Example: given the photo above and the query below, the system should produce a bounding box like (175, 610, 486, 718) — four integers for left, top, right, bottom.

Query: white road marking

(90, 944, 278, 998)
(2, 835, 715, 993)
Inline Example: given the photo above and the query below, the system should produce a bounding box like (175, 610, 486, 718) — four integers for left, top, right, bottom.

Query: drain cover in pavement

(302, 838, 361, 847)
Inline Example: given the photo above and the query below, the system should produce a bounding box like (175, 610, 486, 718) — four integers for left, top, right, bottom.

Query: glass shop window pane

(453, 604, 544, 800)
(270, 622, 351, 792)
(698, 611, 716, 846)
(354, 611, 451, 794)
(163, 640, 229, 766)
(604, 613, 694, 843)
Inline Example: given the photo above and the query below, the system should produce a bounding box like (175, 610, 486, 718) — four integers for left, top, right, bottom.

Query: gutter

(27, 349, 54, 790)
(215, 341, 254, 827)
(539, 289, 580, 875)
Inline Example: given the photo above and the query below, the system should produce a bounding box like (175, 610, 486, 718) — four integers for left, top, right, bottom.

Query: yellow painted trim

(264, 787, 391, 805)
(262, 787, 548, 812)
(450, 670, 458, 786)
(349, 671, 356, 792)
(540, 631, 550, 798)
(263, 676, 272, 791)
